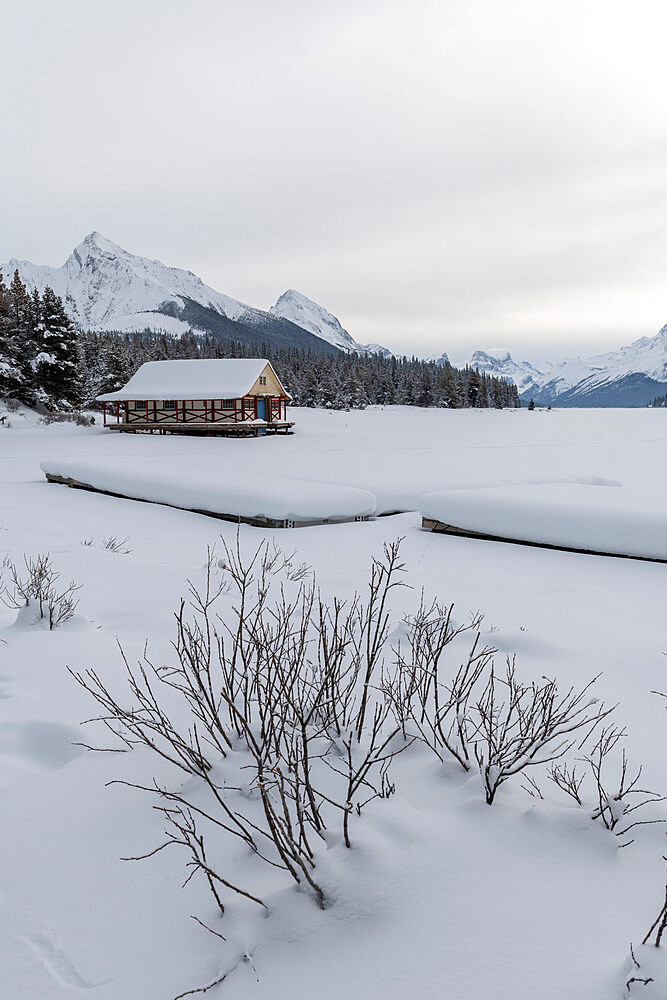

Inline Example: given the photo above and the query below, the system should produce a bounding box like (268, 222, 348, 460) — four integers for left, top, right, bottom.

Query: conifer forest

(0, 271, 521, 412)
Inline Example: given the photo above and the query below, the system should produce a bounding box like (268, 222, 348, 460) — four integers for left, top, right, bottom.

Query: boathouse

(97, 359, 293, 436)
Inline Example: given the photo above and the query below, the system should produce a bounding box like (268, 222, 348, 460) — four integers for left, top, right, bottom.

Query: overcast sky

(2, 0, 667, 362)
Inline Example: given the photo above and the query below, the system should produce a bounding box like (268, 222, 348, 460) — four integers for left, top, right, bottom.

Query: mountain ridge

(0, 233, 339, 357)
(4, 233, 667, 405)
(462, 333, 667, 407)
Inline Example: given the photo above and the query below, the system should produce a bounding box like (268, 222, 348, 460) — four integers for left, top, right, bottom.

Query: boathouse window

(133, 400, 146, 408)
(164, 400, 176, 409)
(259, 376, 267, 386)
(222, 399, 234, 409)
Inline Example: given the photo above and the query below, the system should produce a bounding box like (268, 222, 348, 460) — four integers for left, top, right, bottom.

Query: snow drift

(39, 457, 377, 523)
(420, 483, 667, 560)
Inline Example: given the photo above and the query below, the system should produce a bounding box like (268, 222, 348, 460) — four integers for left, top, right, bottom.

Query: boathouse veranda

(97, 359, 294, 437)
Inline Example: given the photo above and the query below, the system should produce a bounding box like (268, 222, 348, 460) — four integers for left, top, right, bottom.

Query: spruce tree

(33, 287, 83, 408)
(5, 270, 33, 403)
(0, 272, 23, 399)
(75, 328, 525, 415)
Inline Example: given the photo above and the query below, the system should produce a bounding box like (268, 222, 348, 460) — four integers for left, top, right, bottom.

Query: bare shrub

(585, 726, 666, 846)
(72, 537, 413, 925)
(71, 531, 643, 1000)
(80, 536, 132, 554)
(548, 761, 586, 804)
(471, 659, 613, 804)
(383, 596, 492, 769)
(643, 875, 667, 948)
(626, 942, 656, 992)
(546, 725, 666, 849)
(102, 536, 132, 555)
(39, 411, 94, 426)
(1, 553, 80, 630)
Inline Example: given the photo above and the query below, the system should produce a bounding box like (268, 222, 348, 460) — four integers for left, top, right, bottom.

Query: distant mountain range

(462, 339, 667, 407)
(2, 234, 666, 406)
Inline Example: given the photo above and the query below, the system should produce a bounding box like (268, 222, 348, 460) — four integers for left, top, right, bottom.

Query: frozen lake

(0, 404, 665, 1000)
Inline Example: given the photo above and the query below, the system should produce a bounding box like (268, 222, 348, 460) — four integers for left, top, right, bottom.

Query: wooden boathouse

(97, 359, 294, 436)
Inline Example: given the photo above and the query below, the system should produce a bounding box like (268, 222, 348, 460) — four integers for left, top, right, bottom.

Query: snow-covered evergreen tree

(4, 270, 33, 402)
(32, 287, 82, 409)
(0, 272, 23, 399)
(72, 328, 523, 414)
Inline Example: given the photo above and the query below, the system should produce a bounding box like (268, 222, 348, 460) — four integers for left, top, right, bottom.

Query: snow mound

(420, 483, 667, 560)
(39, 457, 377, 523)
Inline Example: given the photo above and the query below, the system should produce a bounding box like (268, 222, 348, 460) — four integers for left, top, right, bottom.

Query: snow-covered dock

(421, 483, 667, 562)
(40, 457, 376, 528)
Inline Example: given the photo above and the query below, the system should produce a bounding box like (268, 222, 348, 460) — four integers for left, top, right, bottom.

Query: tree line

(81, 329, 521, 410)
(651, 393, 667, 407)
(1, 271, 521, 411)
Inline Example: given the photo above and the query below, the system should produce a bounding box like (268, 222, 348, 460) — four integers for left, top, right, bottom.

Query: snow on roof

(97, 359, 290, 401)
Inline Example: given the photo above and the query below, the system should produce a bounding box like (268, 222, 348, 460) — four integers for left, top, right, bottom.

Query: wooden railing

(104, 397, 290, 426)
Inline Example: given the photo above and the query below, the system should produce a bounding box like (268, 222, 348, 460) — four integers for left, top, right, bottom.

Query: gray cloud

(2, 0, 667, 362)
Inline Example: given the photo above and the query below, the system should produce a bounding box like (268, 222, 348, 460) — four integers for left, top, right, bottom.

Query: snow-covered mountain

(465, 349, 546, 398)
(362, 343, 395, 358)
(5, 233, 666, 405)
(465, 333, 667, 407)
(425, 351, 451, 366)
(270, 289, 361, 354)
(270, 289, 392, 358)
(528, 328, 667, 406)
(1, 234, 396, 360)
(0, 233, 339, 357)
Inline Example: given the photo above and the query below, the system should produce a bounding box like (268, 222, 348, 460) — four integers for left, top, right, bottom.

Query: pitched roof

(96, 359, 290, 401)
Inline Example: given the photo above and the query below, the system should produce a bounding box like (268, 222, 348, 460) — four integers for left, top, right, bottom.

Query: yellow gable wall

(247, 363, 287, 397)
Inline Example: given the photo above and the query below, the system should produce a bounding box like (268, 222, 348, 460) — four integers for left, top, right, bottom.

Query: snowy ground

(0, 404, 665, 999)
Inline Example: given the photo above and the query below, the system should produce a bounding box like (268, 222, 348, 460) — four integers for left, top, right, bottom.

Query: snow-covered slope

(533, 327, 667, 406)
(0, 234, 338, 356)
(362, 342, 395, 358)
(270, 289, 362, 354)
(466, 349, 546, 398)
(424, 351, 451, 366)
(269, 289, 393, 358)
(1, 232, 249, 331)
(466, 333, 667, 407)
